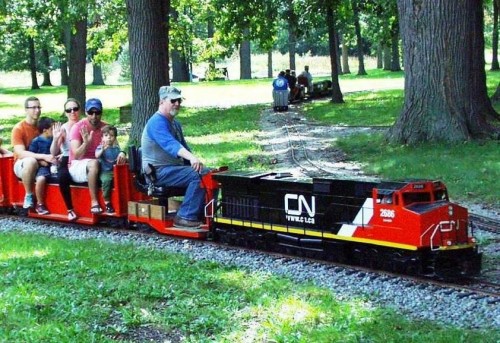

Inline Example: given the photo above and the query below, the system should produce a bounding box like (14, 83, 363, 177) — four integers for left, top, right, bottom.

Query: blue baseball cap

(85, 98, 103, 112)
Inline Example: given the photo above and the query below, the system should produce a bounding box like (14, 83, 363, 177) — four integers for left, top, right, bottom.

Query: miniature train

(0, 149, 482, 279)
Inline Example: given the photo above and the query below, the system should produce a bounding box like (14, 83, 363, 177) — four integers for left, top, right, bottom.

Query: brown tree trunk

(239, 36, 252, 79)
(492, 0, 499, 70)
(342, 34, 351, 74)
(67, 18, 87, 105)
(41, 48, 52, 86)
(126, 0, 170, 146)
(28, 37, 39, 90)
(389, 0, 499, 144)
(326, 5, 343, 103)
(92, 63, 105, 85)
(267, 50, 273, 78)
(351, 0, 366, 75)
(390, 21, 401, 72)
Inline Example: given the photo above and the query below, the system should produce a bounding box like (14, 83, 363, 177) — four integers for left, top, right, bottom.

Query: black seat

(128, 145, 186, 199)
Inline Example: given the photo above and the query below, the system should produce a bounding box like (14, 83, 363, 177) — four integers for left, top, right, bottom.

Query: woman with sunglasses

(50, 98, 81, 221)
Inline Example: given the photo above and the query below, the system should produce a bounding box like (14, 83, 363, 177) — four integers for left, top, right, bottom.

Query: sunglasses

(87, 111, 102, 116)
(170, 98, 182, 104)
(26, 106, 42, 110)
(65, 107, 80, 113)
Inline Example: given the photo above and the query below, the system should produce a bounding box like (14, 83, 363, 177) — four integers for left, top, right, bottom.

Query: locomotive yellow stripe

(214, 217, 418, 251)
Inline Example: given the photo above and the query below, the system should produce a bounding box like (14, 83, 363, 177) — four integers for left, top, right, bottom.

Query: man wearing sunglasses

(69, 98, 126, 214)
(12, 96, 57, 209)
(141, 86, 209, 229)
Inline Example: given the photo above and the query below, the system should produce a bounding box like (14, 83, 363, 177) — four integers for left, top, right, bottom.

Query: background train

(0, 148, 482, 279)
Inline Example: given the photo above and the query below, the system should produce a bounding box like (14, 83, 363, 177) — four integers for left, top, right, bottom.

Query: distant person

(272, 71, 289, 112)
(141, 86, 211, 229)
(299, 65, 313, 95)
(50, 98, 81, 221)
(11, 96, 56, 210)
(95, 125, 124, 214)
(69, 98, 126, 214)
(28, 117, 56, 214)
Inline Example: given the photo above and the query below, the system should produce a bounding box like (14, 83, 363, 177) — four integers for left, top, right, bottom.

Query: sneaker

(67, 210, 78, 221)
(35, 204, 49, 215)
(105, 203, 115, 214)
(173, 216, 201, 229)
(23, 194, 34, 209)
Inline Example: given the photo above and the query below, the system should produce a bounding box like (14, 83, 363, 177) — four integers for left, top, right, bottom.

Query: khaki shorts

(14, 157, 37, 178)
(69, 159, 91, 183)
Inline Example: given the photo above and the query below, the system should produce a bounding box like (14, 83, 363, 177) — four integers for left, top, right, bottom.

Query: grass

(1, 231, 498, 342)
(0, 68, 499, 341)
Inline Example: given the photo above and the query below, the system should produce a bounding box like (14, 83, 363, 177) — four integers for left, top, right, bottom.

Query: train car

(3, 154, 147, 225)
(211, 170, 482, 278)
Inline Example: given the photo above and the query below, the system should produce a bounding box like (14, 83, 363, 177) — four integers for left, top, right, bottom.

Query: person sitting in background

(28, 116, 55, 215)
(95, 125, 123, 214)
(299, 65, 313, 95)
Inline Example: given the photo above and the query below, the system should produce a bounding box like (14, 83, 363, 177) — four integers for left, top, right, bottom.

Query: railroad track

(471, 213, 500, 235)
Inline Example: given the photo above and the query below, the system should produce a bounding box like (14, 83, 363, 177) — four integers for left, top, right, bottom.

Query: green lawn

(1, 231, 497, 342)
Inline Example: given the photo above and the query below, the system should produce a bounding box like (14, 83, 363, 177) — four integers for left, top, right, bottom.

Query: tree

(388, 0, 499, 144)
(126, 0, 170, 146)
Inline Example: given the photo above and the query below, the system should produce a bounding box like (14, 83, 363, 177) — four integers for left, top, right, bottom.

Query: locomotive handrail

(426, 220, 457, 251)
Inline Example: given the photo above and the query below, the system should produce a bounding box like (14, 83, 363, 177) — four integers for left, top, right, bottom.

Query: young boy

(28, 117, 55, 215)
(95, 125, 123, 214)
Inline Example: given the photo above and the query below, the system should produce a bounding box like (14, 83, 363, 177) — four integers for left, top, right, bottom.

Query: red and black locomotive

(0, 150, 482, 279)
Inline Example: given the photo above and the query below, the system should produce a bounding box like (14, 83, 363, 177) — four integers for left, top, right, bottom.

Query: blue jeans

(156, 165, 209, 221)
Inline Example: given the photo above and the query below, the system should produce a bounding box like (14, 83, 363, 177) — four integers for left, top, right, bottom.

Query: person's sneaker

(173, 216, 202, 229)
(67, 210, 78, 221)
(35, 204, 49, 215)
(105, 203, 115, 214)
(23, 194, 34, 209)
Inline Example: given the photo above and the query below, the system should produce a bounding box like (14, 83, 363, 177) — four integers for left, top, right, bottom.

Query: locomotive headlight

(446, 240, 452, 246)
(448, 205, 454, 216)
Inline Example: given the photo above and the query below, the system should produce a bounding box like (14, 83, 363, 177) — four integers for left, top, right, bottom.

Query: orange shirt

(11, 120, 39, 160)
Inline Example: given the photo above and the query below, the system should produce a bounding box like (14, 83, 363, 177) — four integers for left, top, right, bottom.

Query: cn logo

(285, 194, 316, 217)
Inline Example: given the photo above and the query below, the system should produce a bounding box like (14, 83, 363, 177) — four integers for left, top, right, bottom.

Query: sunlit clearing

(276, 297, 316, 324)
(0, 249, 49, 261)
(188, 131, 258, 145)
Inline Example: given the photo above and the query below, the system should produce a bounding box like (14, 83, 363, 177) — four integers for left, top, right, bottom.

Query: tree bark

(326, 5, 343, 103)
(126, 0, 170, 146)
(67, 18, 87, 104)
(239, 37, 252, 79)
(171, 49, 190, 82)
(388, 0, 499, 144)
(28, 37, 39, 90)
(351, 0, 366, 75)
(92, 63, 105, 85)
(390, 20, 401, 72)
(41, 48, 52, 87)
(492, 0, 499, 70)
(342, 34, 351, 74)
(267, 50, 273, 78)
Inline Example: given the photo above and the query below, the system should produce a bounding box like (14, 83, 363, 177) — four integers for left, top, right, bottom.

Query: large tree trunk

(326, 5, 343, 103)
(67, 18, 87, 104)
(41, 48, 52, 86)
(126, 0, 170, 146)
(267, 50, 273, 78)
(388, 0, 499, 144)
(171, 49, 190, 82)
(59, 25, 71, 86)
(351, 0, 366, 75)
(28, 37, 39, 90)
(239, 37, 252, 80)
(492, 0, 499, 70)
(390, 21, 402, 72)
(341, 34, 351, 74)
(92, 63, 105, 85)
